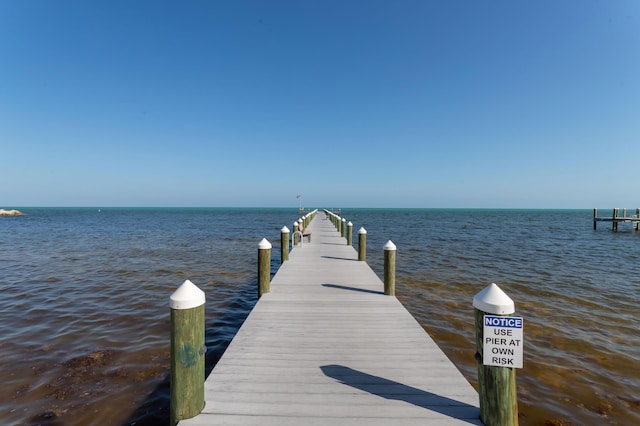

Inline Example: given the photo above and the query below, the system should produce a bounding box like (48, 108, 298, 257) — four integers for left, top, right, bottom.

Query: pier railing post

(258, 238, 272, 298)
(636, 208, 640, 231)
(593, 208, 597, 230)
(347, 221, 353, 246)
(293, 221, 299, 246)
(341, 218, 346, 238)
(384, 240, 396, 296)
(170, 280, 206, 426)
(613, 208, 618, 232)
(281, 226, 290, 263)
(473, 283, 519, 426)
(358, 227, 367, 261)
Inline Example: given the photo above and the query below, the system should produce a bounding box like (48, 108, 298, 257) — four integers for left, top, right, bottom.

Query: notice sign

(483, 315, 524, 368)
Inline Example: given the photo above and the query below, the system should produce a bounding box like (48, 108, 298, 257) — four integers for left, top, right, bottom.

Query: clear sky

(1, 1, 638, 208)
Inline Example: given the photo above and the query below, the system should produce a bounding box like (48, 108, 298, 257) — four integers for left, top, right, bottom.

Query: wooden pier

(593, 208, 640, 231)
(179, 211, 480, 425)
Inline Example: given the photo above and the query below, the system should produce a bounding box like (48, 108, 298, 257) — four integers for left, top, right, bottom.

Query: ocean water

(1, 208, 638, 425)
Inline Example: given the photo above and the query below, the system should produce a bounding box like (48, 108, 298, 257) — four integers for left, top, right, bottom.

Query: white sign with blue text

(483, 315, 524, 368)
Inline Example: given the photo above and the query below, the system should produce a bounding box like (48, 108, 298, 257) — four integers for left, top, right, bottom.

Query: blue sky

(1, 1, 638, 208)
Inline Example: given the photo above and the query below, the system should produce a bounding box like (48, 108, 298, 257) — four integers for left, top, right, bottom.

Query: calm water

(1, 208, 638, 425)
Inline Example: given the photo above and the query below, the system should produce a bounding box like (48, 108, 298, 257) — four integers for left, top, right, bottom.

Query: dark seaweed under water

(1, 208, 638, 425)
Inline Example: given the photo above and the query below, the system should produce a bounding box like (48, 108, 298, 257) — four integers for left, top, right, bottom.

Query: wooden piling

(594, 207, 640, 231)
(170, 280, 206, 426)
(473, 283, 518, 426)
(341, 218, 346, 238)
(347, 221, 353, 246)
(358, 227, 367, 261)
(293, 221, 299, 246)
(181, 210, 481, 424)
(384, 240, 396, 296)
(280, 226, 289, 263)
(258, 238, 272, 298)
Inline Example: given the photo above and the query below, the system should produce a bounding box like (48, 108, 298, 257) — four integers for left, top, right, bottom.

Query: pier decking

(593, 208, 640, 231)
(180, 211, 480, 425)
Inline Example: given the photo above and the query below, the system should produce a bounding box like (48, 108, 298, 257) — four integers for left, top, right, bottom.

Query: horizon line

(2, 205, 612, 210)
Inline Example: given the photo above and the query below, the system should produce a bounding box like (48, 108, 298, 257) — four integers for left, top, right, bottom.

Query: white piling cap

(170, 280, 205, 310)
(281, 226, 290, 233)
(473, 283, 515, 314)
(348, 221, 352, 226)
(258, 238, 272, 249)
(293, 220, 299, 225)
(342, 218, 346, 222)
(359, 227, 367, 234)
(384, 240, 396, 251)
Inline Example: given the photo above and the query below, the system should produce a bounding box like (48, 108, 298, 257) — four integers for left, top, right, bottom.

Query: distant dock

(179, 210, 480, 425)
(593, 208, 640, 231)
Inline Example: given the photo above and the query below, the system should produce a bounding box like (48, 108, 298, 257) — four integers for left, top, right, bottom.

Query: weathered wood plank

(179, 211, 479, 425)
(181, 416, 482, 426)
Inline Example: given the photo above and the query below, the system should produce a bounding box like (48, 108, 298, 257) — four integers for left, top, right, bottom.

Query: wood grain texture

(180, 211, 480, 425)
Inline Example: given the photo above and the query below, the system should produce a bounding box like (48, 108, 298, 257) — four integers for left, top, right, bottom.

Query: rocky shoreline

(0, 209, 26, 216)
